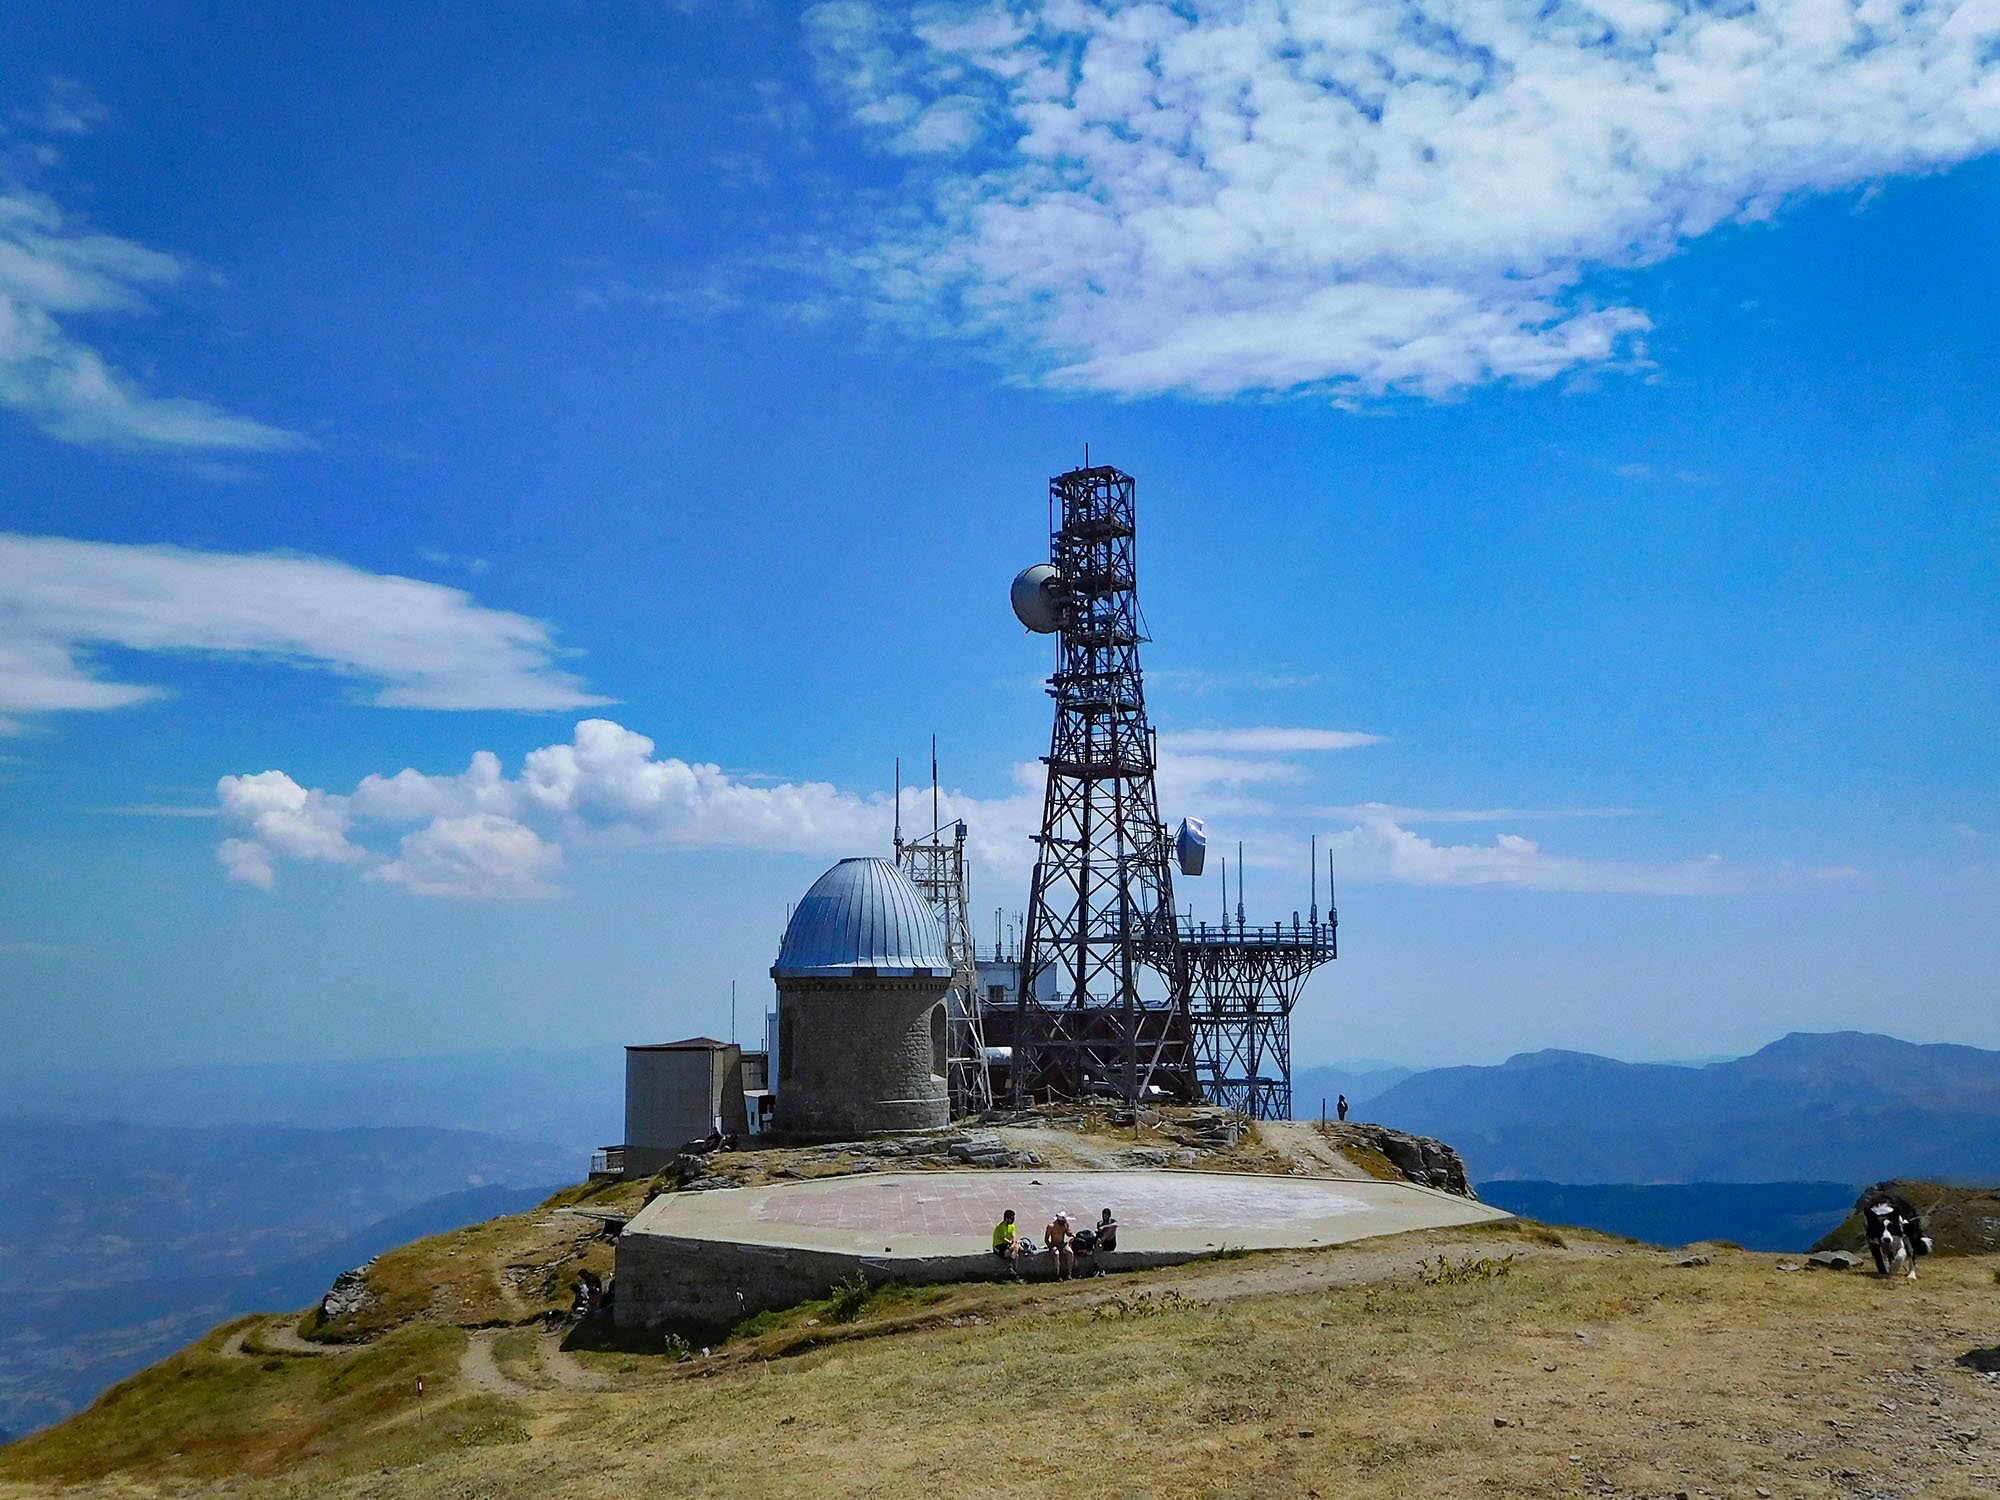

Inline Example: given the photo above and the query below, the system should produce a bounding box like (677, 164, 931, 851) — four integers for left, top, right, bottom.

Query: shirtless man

(1044, 1213, 1075, 1280)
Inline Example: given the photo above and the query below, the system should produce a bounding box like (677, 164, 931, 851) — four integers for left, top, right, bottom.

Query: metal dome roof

(772, 857, 948, 979)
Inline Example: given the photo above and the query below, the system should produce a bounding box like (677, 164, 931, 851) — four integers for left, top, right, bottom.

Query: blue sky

(1, 1, 1996, 1075)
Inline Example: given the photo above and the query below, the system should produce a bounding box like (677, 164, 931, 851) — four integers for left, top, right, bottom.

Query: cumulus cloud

(0, 534, 611, 729)
(0, 190, 302, 450)
(218, 719, 913, 897)
(215, 770, 365, 890)
(371, 814, 565, 899)
(808, 0, 2000, 398)
(218, 716, 1762, 898)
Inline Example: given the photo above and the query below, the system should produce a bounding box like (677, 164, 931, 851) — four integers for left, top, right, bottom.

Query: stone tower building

(772, 857, 951, 1137)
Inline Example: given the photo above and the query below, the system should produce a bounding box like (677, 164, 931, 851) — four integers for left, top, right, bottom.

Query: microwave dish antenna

(1010, 563, 1063, 634)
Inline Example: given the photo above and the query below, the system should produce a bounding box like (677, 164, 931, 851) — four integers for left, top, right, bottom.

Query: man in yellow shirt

(991, 1209, 1023, 1279)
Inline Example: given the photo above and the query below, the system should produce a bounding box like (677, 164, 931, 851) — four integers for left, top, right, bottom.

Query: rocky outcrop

(1811, 1180, 2000, 1257)
(318, 1262, 376, 1323)
(1322, 1122, 1476, 1198)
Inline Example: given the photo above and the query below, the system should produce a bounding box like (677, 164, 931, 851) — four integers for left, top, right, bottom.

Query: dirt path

(1257, 1121, 1372, 1179)
(247, 1320, 350, 1356)
(541, 1335, 610, 1391)
(991, 1126, 1132, 1170)
(458, 1331, 528, 1398)
(218, 1318, 353, 1360)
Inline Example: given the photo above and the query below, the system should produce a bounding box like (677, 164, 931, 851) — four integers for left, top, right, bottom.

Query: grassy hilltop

(3, 1135, 1999, 1498)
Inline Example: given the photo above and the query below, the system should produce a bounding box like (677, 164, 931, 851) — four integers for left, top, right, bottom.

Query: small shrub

(826, 1272, 876, 1324)
(1416, 1253, 1517, 1286)
(731, 1307, 791, 1341)
(1089, 1289, 1210, 1320)
(1209, 1243, 1252, 1261)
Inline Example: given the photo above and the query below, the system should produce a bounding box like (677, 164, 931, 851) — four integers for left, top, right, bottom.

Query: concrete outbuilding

(773, 857, 951, 1137)
(618, 1038, 749, 1176)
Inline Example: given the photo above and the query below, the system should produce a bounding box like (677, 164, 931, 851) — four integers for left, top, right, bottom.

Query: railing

(1179, 915, 1338, 948)
(589, 1146, 625, 1178)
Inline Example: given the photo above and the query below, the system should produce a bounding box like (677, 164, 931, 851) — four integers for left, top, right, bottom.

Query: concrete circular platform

(614, 1168, 1511, 1327)
(719, 1168, 1501, 1255)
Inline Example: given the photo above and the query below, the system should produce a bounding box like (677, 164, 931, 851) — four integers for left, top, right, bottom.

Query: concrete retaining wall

(614, 1231, 1188, 1330)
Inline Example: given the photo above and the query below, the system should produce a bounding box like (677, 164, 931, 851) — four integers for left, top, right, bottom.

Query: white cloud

(1160, 727, 1384, 753)
(0, 190, 302, 450)
(218, 716, 1761, 898)
(218, 719, 918, 897)
(1327, 821, 1732, 896)
(371, 814, 565, 899)
(215, 770, 365, 889)
(810, 0, 2000, 398)
(0, 534, 611, 728)
(1314, 801, 1638, 825)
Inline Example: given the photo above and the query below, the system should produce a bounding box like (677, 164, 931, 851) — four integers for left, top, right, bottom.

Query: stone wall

(614, 1230, 1184, 1330)
(775, 975, 949, 1138)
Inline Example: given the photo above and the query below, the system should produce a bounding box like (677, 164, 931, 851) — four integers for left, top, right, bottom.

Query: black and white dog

(1861, 1193, 1933, 1280)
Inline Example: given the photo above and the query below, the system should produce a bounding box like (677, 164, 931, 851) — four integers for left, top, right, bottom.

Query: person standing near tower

(1337, 1093, 1349, 1122)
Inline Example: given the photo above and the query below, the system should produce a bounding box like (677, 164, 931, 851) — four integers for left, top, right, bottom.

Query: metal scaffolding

(897, 815, 993, 1116)
(1180, 914, 1336, 1120)
(1015, 465, 1192, 1106)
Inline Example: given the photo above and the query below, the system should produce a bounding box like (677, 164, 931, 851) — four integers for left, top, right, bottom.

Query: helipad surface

(626, 1168, 1509, 1259)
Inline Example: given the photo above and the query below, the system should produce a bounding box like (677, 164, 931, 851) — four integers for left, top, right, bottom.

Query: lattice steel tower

(1180, 843, 1337, 1119)
(897, 810, 992, 1116)
(1011, 465, 1190, 1106)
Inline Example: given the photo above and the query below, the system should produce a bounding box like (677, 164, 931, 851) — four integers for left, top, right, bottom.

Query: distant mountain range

(1292, 1063, 1415, 1115)
(1361, 1031, 2000, 1185)
(0, 1045, 625, 1158)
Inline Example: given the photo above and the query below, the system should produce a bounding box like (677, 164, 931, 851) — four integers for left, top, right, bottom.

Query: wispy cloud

(1148, 667, 1325, 696)
(1326, 822, 1732, 896)
(0, 186, 303, 452)
(1160, 727, 1383, 754)
(1314, 802, 1639, 826)
(0, 534, 612, 731)
(219, 717, 1761, 899)
(808, 1, 2000, 399)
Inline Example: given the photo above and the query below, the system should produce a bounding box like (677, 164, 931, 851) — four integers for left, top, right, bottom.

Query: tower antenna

(1013, 463, 1185, 1108)
(1236, 841, 1246, 929)
(1310, 834, 1318, 926)
(931, 733, 939, 835)
(893, 755, 902, 851)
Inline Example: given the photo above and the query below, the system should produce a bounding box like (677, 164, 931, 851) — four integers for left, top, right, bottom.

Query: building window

(988, 983, 1006, 1007)
(930, 1003, 947, 1080)
(780, 1008, 797, 1082)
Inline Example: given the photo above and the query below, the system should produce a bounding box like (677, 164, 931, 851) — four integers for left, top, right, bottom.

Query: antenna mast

(1013, 462, 1189, 1107)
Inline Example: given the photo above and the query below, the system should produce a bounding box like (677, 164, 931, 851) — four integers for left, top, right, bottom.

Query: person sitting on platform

(1073, 1207, 1118, 1276)
(1044, 1213, 1076, 1280)
(992, 1209, 1023, 1279)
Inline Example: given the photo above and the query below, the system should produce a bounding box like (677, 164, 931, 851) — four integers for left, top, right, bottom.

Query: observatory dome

(773, 857, 947, 978)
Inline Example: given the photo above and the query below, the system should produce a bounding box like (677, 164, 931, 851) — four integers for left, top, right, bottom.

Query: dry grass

(7, 1222, 1999, 1499)
(0, 1321, 524, 1491)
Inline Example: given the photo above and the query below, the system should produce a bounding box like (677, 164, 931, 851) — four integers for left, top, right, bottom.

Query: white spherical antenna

(1010, 564, 1062, 634)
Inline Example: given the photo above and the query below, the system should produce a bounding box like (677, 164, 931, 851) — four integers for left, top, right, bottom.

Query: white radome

(1010, 563, 1062, 633)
